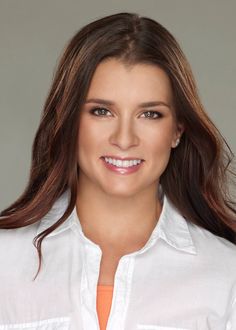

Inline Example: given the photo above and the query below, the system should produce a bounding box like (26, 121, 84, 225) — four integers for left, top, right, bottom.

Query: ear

(171, 122, 185, 148)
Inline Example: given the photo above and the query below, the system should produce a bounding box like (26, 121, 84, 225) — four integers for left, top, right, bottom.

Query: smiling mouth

(101, 156, 144, 168)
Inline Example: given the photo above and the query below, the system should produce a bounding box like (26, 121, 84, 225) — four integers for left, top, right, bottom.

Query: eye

(140, 111, 163, 119)
(89, 107, 112, 116)
(88, 108, 163, 119)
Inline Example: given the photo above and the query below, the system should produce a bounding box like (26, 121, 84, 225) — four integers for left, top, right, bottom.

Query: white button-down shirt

(0, 189, 235, 330)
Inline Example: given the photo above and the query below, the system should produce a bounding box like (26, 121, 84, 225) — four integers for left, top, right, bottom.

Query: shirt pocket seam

(0, 317, 70, 329)
(137, 325, 190, 330)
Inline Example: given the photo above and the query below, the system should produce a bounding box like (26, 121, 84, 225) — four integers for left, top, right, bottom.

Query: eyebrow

(84, 98, 171, 109)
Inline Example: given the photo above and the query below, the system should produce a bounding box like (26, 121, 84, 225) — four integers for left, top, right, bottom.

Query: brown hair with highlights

(1, 12, 235, 278)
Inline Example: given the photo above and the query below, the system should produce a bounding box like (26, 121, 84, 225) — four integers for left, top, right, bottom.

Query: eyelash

(89, 107, 163, 119)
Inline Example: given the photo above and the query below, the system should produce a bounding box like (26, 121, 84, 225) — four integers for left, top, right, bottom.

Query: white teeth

(104, 157, 142, 167)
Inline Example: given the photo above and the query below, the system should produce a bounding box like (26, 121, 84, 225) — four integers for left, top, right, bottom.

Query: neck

(76, 180, 162, 251)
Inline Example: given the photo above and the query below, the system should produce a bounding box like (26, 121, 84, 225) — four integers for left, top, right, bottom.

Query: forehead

(86, 58, 174, 105)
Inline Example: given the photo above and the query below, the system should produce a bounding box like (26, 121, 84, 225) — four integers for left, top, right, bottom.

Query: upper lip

(102, 155, 144, 161)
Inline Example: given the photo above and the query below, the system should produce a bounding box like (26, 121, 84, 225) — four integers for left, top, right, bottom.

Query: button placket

(80, 243, 102, 330)
(106, 256, 135, 330)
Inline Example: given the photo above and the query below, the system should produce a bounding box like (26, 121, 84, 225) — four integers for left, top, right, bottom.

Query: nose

(108, 116, 140, 150)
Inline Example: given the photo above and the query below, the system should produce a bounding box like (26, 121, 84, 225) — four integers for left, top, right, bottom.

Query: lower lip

(101, 158, 144, 175)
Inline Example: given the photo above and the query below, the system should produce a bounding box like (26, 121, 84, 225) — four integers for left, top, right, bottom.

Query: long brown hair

(1, 12, 236, 278)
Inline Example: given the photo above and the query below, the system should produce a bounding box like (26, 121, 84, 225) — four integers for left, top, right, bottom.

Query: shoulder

(0, 223, 41, 283)
(0, 222, 38, 241)
(0, 223, 39, 260)
(190, 221, 236, 249)
(189, 222, 236, 271)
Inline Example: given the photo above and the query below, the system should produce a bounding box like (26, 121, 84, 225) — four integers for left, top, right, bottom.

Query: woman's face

(77, 58, 183, 198)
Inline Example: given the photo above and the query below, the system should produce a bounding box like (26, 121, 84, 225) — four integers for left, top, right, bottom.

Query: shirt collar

(36, 189, 197, 255)
(154, 194, 197, 255)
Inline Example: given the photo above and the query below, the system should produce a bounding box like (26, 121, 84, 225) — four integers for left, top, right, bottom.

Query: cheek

(150, 140, 172, 163)
(77, 119, 91, 164)
(144, 123, 175, 153)
(77, 118, 107, 160)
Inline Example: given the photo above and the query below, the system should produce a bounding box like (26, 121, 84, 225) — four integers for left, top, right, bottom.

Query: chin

(102, 185, 140, 198)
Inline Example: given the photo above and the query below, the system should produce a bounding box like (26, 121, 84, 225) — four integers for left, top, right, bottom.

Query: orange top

(96, 285, 114, 330)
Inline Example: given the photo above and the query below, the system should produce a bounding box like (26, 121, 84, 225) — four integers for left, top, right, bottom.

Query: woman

(0, 12, 235, 330)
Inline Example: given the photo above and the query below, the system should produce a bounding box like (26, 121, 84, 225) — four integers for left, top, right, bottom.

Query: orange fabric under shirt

(96, 285, 114, 330)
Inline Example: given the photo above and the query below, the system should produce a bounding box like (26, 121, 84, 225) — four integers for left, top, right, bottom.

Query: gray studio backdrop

(0, 0, 235, 210)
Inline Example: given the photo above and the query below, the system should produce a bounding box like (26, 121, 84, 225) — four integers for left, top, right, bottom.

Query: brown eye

(140, 111, 163, 119)
(89, 107, 112, 116)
